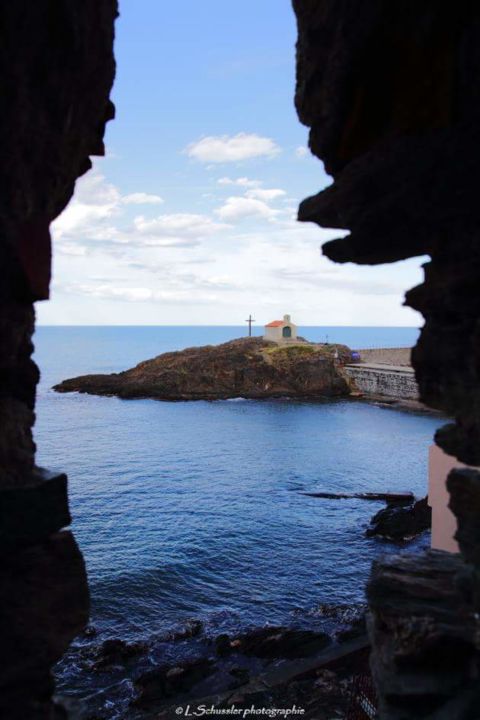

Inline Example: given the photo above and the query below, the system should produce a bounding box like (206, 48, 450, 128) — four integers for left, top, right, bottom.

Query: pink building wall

(428, 444, 464, 553)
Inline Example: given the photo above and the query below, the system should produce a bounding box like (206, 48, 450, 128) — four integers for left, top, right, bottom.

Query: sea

(33, 326, 442, 714)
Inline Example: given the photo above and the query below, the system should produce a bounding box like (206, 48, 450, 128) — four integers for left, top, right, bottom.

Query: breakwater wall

(344, 363, 418, 400)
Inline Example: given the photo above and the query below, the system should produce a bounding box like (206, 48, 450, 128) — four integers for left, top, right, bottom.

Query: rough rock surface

(368, 551, 479, 719)
(53, 337, 353, 401)
(0, 2, 117, 717)
(0, 532, 89, 716)
(0, 1, 117, 488)
(293, 0, 480, 467)
(366, 496, 432, 542)
(292, 2, 480, 717)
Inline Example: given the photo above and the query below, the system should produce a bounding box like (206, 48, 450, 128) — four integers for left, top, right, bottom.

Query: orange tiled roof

(265, 320, 285, 327)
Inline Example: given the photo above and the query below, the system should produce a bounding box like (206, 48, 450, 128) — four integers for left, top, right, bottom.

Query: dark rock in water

(53, 337, 352, 401)
(133, 658, 214, 708)
(92, 638, 148, 671)
(230, 626, 331, 659)
(303, 491, 414, 503)
(169, 619, 203, 641)
(214, 633, 232, 657)
(336, 614, 367, 643)
(82, 624, 97, 639)
(366, 496, 431, 541)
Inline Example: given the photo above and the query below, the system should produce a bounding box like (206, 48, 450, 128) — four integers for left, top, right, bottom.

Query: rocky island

(53, 337, 353, 401)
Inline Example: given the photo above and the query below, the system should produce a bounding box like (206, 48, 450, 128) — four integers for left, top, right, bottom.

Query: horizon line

(35, 323, 421, 329)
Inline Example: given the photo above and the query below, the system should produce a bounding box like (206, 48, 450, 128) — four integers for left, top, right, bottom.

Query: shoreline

(353, 393, 443, 416)
(54, 387, 444, 419)
(52, 338, 437, 415)
(56, 604, 369, 720)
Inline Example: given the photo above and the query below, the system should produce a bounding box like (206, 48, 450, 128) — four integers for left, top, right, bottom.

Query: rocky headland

(53, 337, 353, 401)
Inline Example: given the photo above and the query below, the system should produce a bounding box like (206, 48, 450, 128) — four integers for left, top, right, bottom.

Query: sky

(37, 0, 426, 327)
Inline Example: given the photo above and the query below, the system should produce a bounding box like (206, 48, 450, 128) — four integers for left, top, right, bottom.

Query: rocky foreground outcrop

(67, 608, 368, 719)
(53, 337, 353, 401)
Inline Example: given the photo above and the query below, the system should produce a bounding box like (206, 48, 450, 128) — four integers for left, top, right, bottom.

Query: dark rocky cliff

(292, 1, 480, 717)
(0, 2, 117, 717)
(54, 337, 352, 401)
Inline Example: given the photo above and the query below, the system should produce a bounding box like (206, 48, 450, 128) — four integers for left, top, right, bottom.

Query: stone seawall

(344, 363, 418, 400)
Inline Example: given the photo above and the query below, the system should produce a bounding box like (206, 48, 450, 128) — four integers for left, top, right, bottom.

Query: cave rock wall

(0, 3, 117, 717)
(292, 2, 480, 717)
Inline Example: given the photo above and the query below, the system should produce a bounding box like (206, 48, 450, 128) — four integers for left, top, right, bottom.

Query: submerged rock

(366, 496, 432, 541)
(53, 337, 352, 401)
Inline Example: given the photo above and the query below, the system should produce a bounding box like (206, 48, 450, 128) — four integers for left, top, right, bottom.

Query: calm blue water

(34, 325, 438, 645)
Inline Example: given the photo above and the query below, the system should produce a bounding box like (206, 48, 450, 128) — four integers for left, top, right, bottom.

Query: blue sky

(38, 0, 425, 326)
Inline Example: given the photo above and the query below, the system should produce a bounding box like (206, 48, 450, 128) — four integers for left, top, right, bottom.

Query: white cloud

(52, 171, 121, 241)
(217, 178, 286, 205)
(57, 242, 88, 257)
(74, 171, 121, 207)
(120, 261, 242, 292)
(138, 236, 202, 248)
(217, 177, 261, 188)
(274, 267, 405, 296)
(295, 146, 308, 158)
(61, 281, 220, 306)
(43, 161, 423, 327)
(51, 168, 230, 252)
(134, 213, 229, 241)
(185, 133, 280, 163)
(122, 192, 164, 205)
(215, 196, 278, 221)
(245, 188, 286, 201)
(58, 282, 152, 302)
(98, 285, 154, 302)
